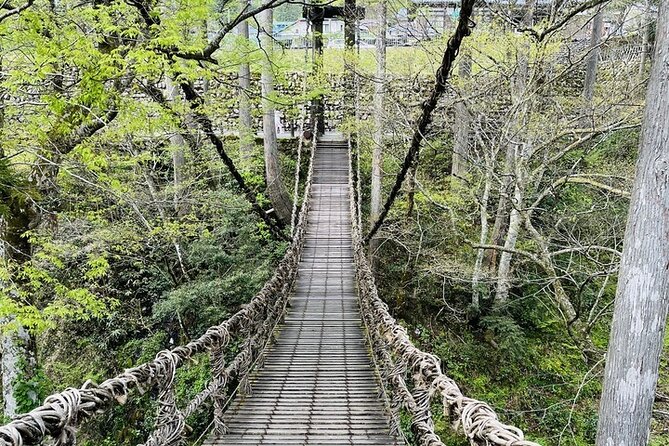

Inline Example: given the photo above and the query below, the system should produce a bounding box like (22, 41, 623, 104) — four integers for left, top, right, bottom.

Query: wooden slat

(204, 135, 400, 446)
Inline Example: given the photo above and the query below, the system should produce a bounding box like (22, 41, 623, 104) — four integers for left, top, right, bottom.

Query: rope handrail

(347, 136, 541, 446)
(0, 138, 318, 446)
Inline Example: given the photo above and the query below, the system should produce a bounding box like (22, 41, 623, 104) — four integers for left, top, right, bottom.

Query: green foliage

(13, 363, 49, 414)
(0, 158, 31, 218)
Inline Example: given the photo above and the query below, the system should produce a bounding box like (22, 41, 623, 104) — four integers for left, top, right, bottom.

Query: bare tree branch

(0, 0, 33, 23)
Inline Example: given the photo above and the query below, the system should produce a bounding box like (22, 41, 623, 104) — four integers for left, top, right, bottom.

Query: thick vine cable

(290, 22, 311, 237)
(364, 0, 477, 244)
(0, 136, 317, 446)
(348, 138, 540, 446)
(179, 81, 289, 242)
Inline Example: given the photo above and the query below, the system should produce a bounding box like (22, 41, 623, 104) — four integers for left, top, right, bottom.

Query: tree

(451, 51, 471, 178)
(238, 0, 253, 163)
(164, 76, 188, 217)
(369, 0, 386, 258)
(582, 8, 603, 113)
(596, 1, 669, 443)
(259, 4, 292, 224)
(638, 0, 652, 80)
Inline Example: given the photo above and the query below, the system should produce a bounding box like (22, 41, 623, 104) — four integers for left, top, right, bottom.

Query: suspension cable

(363, 0, 477, 244)
(290, 25, 310, 237)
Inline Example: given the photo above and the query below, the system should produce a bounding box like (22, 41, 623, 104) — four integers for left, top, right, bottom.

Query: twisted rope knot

(45, 388, 81, 445)
(0, 424, 23, 446)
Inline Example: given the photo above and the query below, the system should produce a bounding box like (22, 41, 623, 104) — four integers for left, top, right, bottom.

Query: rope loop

(0, 131, 316, 446)
(347, 136, 541, 446)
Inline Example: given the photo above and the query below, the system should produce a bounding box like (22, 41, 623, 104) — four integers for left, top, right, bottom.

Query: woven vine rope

(0, 140, 317, 446)
(347, 139, 540, 446)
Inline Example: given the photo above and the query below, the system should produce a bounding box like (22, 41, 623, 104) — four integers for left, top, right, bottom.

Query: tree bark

(238, 1, 253, 163)
(596, 3, 669, 444)
(343, 0, 356, 119)
(494, 180, 523, 305)
(369, 0, 386, 261)
(0, 320, 37, 417)
(260, 5, 292, 224)
(638, 0, 650, 81)
(165, 76, 188, 217)
(484, 145, 513, 270)
(0, 219, 38, 417)
(472, 145, 493, 309)
(311, 10, 325, 135)
(582, 10, 603, 106)
(451, 52, 471, 177)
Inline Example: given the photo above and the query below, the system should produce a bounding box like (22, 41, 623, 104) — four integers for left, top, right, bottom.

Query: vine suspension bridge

(0, 135, 540, 446)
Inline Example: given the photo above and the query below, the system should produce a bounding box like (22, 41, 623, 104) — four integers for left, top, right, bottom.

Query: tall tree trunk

(472, 143, 493, 309)
(0, 52, 38, 417)
(311, 9, 325, 135)
(494, 180, 523, 305)
(484, 1, 533, 271)
(0, 320, 36, 417)
(344, 0, 357, 120)
(260, 5, 292, 224)
(582, 10, 603, 107)
(165, 76, 188, 217)
(484, 144, 513, 270)
(492, 0, 534, 306)
(0, 216, 38, 418)
(369, 0, 386, 260)
(638, 0, 650, 81)
(238, 0, 253, 163)
(596, 4, 669, 444)
(451, 51, 471, 177)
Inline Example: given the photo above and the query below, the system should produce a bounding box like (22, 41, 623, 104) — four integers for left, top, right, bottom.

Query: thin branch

(0, 0, 33, 23)
(169, 0, 296, 62)
(513, 0, 611, 42)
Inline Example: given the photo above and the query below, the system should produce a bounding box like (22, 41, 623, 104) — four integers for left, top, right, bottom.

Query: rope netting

(347, 139, 541, 446)
(0, 139, 318, 446)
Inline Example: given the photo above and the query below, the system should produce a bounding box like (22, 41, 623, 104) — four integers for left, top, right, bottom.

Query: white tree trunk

(238, 1, 253, 162)
(260, 6, 292, 223)
(370, 0, 386, 229)
(1, 323, 35, 417)
(164, 76, 187, 217)
(452, 52, 471, 178)
(638, 0, 650, 80)
(596, 3, 669, 443)
(0, 219, 37, 417)
(494, 180, 523, 305)
(1, 60, 37, 416)
(471, 155, 492, 308)
(485, 144, 514, 270)
(492, 0, 533, 306)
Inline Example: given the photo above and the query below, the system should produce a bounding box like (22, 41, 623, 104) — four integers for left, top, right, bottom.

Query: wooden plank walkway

(205, 135, 400, 446)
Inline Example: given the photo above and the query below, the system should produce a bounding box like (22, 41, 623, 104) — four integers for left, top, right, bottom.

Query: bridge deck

(205, 135, 400, 445)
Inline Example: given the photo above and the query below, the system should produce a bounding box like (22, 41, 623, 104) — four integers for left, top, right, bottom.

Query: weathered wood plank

(204, 135, 401, 446)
